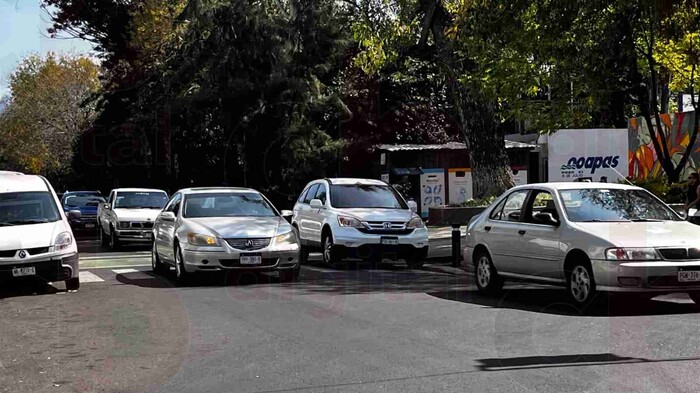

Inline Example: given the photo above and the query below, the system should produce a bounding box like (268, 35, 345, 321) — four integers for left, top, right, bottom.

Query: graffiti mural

(628, 111, 699, 180)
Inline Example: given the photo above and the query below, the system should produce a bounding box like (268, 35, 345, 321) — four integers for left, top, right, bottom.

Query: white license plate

(85, 223, 95, 228)
(678, 270, 700, 282)
(12, 267, 36, 277)
(381, 237, 399, 245)
(240, 255, 262, 265)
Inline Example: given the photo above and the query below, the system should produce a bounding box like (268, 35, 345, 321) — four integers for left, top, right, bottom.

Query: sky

(0, 0, 94, 97)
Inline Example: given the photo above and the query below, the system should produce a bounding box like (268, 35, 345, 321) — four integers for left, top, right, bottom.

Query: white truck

(97, 188, 169, 249)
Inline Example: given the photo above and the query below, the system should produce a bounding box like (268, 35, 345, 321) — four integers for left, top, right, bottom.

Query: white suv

(292, 178, 429, 268)
(0, 171, 80, 290)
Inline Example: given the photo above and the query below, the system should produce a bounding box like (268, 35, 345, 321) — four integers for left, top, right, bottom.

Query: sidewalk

(427, 225, 467, 260)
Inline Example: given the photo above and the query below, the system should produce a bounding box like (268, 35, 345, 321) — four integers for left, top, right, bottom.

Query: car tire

(688, 292, 700, 304)
(174, 245, 190, 285)
(566, 261, 597, 306)
(406, 254, 424, 269)
(65, 277, 80, 291)
(109, 225, 121, 250)
(99, 222, 109, 247)
(322, 232, 340, 266)
(299, 244, 310, 265)
(151, 242, 168, 275)
(279, 266, 300, 283)
(474, 251, 503, 294)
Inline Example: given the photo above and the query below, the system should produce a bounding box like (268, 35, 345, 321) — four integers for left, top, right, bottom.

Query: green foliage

(450, 196, 497, 208)
(628, 177, 688, 204)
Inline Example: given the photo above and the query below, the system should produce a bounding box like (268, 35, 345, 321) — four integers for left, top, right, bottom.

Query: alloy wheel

(175, 248, 182, 279)
(570, 266, 591, 303)
(477, 256, 491, 288)
(323, 237, 333, 264)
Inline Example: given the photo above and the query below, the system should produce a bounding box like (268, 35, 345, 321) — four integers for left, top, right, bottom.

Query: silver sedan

(151, 187, 300, 284)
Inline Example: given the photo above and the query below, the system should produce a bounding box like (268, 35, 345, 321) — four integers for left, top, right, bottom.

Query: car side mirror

(67, 210, 82, 220)
(160, 211, 176, 222)
(533, 212, 559, 226)
(309, 199, 324, 209)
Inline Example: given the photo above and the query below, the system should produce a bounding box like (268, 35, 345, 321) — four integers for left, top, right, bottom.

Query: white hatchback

(464, 182, 700, 305)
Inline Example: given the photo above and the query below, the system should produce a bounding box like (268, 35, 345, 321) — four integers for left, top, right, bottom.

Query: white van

(0, 171, 80, 290)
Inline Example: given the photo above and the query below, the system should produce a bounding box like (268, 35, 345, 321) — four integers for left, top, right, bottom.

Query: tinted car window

(559, 188, 681, 222)
(330, 184, 407, 209)
(164, 194, 182, 214)
(314, 184, 328, 204)
(183, 193, 277, 218)
(115, 192, 168, 209)
(492, 190, 528, 222)
(63, 195, 106, 207)
(303, 184, 320, 204)
(0, 192, 61, 226)
(297, 187, 310, 203)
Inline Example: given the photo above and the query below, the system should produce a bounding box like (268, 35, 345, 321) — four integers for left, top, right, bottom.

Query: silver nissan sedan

(151, 187, 300, 284)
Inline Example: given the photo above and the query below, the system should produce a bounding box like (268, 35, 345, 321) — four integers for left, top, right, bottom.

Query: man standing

(684, 173, 700, 220)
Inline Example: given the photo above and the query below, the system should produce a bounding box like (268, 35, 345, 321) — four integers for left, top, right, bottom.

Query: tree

(0, 54, 100, 186)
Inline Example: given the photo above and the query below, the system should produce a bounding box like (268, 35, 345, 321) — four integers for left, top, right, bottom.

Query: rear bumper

(593, 259, 700, 293)
(0, 253, 79, 282)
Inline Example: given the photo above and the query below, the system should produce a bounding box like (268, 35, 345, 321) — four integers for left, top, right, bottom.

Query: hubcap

(324, 238, 332, 263)
(477, 256, 491, 288)
(570, 266, 591, 302)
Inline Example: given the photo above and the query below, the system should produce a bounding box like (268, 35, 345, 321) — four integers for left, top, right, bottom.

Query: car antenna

(610, 166, 634, 186)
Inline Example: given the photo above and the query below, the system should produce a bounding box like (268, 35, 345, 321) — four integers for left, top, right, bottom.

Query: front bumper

(332, 226, 429, 256)
(69, 217, 98, 230)
(0, 252, 79, 282)
(182, 245, 300, 273)
(593, 259, 700, 293)
(115, 229, 153, 242)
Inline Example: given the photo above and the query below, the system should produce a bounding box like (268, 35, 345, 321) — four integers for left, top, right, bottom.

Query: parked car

(292, 178, 429, 268)
(0, 171, 80, 290)
(97, 188, 168, 249)
(61, 191, 105, 231)
(464, 182, 700, 305)
(151, 187, 300, 283)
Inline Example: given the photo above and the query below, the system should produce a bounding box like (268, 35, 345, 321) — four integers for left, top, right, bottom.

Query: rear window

(330, 184, 407, 209)
(0, 192, 61, 226)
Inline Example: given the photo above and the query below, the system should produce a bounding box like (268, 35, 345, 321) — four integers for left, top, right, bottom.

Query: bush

(449, 195, 497, 207)
(667, 181, 688, 204)
(627, 177, 687, 203)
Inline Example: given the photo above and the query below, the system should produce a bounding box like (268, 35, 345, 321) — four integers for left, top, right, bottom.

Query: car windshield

(115, 192, 168, 209)
(0, 192, 61, 226)
(64, 195, 106, 207)
(183, 193, 277, 218)
(559, 188, 681, 222)
(330, 184, 407, 209)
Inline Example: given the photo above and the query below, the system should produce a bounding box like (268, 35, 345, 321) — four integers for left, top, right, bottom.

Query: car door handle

(518, 230, 526, 235)
(484, 226, 492, 231)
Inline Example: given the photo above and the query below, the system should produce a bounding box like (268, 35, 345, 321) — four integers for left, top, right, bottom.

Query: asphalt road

(2, 234, 700, 392)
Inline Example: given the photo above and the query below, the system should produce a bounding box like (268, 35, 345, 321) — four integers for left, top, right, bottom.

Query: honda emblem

(383, 222, 392, 229)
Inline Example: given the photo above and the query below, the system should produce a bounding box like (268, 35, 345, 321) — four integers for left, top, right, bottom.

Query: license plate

(85, 223, 95, 228)
(240, 255, 262, 265)
(12, 267, 36, 277)
(678, 270, 700, 282)
(381, 237, 399, 246)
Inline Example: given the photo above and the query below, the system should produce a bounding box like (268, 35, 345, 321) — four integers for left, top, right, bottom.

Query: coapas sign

(547, 129, 629, 182)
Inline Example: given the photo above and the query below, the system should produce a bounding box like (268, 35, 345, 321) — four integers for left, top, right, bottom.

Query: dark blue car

(61, 191, 105, 231)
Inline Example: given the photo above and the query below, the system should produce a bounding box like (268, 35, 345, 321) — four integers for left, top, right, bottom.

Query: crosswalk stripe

(112, 268, 139, 274)
(79, 271, 104, 283)
(81, 264, 150, 270)
(302, 265, 337, 273)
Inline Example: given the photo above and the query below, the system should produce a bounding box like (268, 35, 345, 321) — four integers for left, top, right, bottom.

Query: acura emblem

(18, 250, 26, 259)
(245, 239, 254, 248)
(383, 222, 392, 229)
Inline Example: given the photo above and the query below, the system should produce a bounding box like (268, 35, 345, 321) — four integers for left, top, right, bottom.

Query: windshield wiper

(629, 218, 664, 222)
(581, 219, 631, 222)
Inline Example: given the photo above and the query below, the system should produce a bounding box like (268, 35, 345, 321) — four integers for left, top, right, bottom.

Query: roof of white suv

(325, 178, 387, 186)
(0, 172, 50, 193)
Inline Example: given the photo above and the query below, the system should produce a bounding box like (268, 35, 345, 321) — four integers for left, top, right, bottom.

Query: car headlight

(55, 231, 73, 251)
(119, 221, 130, 229)
(274, 230, 298, 246)
(338, 216, 365, 228)
(605, 248, 660, 261)
(406, 216, 424, 229)
(187, 233, 219, 246)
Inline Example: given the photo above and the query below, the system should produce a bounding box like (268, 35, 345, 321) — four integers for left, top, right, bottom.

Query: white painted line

(112, 268, 139, 274)
(80, 264, 151, 270)
(302, 265, 338, 274)
(79, 271, 104, 283)
(81, 254, 150, 261)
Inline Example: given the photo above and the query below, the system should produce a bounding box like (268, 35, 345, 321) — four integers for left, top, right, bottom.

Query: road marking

(302, 265, 337, 273)
(81, 254, 149, 261)
(112, 268, 139, 274)
(79, 271, 104, 283)
(81, 264, 151, 270)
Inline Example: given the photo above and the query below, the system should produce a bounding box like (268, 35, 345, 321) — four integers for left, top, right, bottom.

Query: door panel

(483, 190, 530, 274)
(517, 190, 563, 278)
(299, 184, 320, 243)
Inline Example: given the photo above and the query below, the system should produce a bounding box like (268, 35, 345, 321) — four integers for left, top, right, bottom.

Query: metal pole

(451, 224, 461, 268)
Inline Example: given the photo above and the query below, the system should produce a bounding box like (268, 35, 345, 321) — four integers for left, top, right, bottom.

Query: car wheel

(688, 292, 700, 304)
(109, 226, 120, 250)
(322, 233, 339, 266)
(99, 223, 109, 247)
(279, 266, 300, 283)
(299, 244, 310, 265)
(151, 242, 167, 275)
(65, 277, 80, 291)
(567, 262, 596, 306)
(174, 245, 190, 285)
(474, 251, 503, 293)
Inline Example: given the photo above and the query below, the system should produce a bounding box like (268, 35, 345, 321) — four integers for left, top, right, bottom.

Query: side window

(493, 190, 528, 222)
(314, 184, 328, 204)
(297, 187, 310, 203)
(303, 184, 320, 204)
(489, 199, 507, 220)
(165, 194, 182, 214)
(526, 190, 558, 224)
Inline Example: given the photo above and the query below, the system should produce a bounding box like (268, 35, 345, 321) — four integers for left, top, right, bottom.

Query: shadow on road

(476, 353, 700, 371)
(428, 288, 700, 317)
(0, 278, 60, 299)
(114, 269, 288, 288)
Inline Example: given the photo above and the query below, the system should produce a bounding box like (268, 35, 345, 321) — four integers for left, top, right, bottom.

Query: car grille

(0, 247, 50, 258)
(129, 221, 154, 229)
(657, 248, 700, 260)
(220, 258, 278, 267)
(225, 238, 271, 251)
(360, 221, 413, 235)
